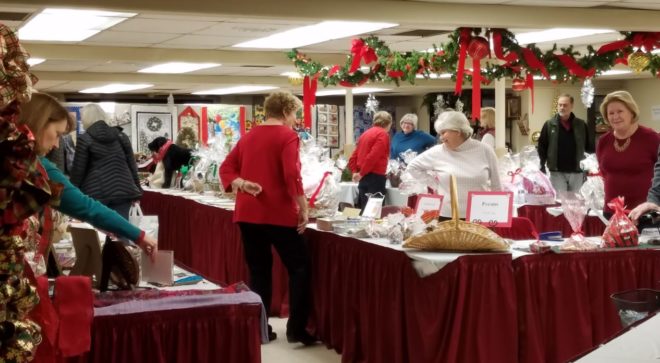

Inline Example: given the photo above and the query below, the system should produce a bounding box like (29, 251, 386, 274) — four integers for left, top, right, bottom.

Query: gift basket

(579, 153, 605, 211)
(300, 136, 340, 218)
(403, 175, 509, 251)
(388, 150, 417, 188)
(500, 146, 556, 205)
(185, 134, 234, 194)
(602, 197, 639, 248)
(364, 207, 426, 244)
(558, 192, 599, 251)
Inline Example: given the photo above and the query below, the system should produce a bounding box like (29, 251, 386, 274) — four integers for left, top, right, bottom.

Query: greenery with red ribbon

(287, 28, 660, 87)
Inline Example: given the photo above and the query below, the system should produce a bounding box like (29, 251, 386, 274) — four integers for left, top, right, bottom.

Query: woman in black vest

(70, 104, 143, 219)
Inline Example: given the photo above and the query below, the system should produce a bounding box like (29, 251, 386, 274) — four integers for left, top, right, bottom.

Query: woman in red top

(348, 111, 392, 209)
(596, 90, 660, 217)
(220, 91, 316, 345)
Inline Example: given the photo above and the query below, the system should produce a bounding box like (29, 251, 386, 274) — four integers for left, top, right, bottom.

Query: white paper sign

(414, 194, 444, 217)
(465, 192, 513, 227)
(652, 105, 660, 121)
(362, 196, 384, 219)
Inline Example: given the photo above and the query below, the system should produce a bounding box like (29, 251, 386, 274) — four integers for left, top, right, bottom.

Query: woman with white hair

(390, 113, 437, 160)
(70, 103, 142, 219)
(406, 111, 501, 218)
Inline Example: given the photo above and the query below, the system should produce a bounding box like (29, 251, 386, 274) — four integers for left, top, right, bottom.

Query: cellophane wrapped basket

(403, 175, 509, 251)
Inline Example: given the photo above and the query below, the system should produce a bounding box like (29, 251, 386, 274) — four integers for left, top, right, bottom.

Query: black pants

(238, 222, 311, 335)
(357, 173, 387, 210)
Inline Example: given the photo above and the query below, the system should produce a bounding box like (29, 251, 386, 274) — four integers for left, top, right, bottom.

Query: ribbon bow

(607, 196, 630, 215)
(0, 25, 38, 106)
(507, 168, 522, 183)
(349, 39, 377, 74)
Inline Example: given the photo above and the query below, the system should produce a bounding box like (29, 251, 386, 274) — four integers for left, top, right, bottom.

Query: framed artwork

(178, 106, 201, 141)
(316, 104, 340, 148)
(506, 96, 521, 119)
(136, 111, 173, 153)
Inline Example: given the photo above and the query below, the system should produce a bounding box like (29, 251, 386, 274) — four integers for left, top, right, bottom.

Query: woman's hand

(297, 208, 308, 234)
(139, 235, 158, 263)
(241, 181, 262, 196)
(628, 201, 660, 223)
(352, 173, 362, 182)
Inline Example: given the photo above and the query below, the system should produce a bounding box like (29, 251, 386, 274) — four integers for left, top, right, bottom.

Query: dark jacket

(648, 145, 660, 206)
(70, 121, 142, 203)
(537, 113, 593, 172)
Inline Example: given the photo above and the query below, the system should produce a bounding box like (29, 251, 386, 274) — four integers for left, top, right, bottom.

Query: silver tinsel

(365, 93, 379, 115)
(581, 78, 595, 108)
(433, 94, 447, 118)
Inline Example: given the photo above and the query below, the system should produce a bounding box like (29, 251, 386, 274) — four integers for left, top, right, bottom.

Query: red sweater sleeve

(359, 131, 388, 176)
(219, 142, 241, 192)
(282, 135, 304, 197)
(348, 148, 359, 173)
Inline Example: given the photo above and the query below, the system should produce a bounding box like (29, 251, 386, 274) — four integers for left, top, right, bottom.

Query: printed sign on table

(465, 191, 513, 227)
(414, 194, 444, 217)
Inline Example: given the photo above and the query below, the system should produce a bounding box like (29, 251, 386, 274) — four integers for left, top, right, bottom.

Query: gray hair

(81, 103, 108, 130)
(434, 111, 473, 139)
(400, 113, 418, 129)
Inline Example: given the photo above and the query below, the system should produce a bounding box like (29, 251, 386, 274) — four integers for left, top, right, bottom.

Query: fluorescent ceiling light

(193, 85, 278, 95)
(19, 8, 135, 41)
(515, 28, 614, 45)
(601, 70, 631, 76)
(416, 73, 452, 79)
(316, 87, 390, 96)
(80, 83, 152, 94)
(27, 58, 45, 66)
(233, 21, 397, 49)
(138, 62, 220, 74)
(280, 72, 302, 77)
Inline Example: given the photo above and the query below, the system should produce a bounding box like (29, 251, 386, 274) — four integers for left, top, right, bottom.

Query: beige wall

(621, 79, 660, 130)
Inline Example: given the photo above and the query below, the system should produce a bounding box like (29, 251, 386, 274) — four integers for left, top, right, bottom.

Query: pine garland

(287, 28, 660, 87)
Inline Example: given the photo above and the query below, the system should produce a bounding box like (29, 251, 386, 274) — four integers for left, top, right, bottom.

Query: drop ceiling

(1, 0, 658, 97)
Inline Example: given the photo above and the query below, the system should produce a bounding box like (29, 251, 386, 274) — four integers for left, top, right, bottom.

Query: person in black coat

(70, 104, 142, 219)
(147, 136, 193, 189)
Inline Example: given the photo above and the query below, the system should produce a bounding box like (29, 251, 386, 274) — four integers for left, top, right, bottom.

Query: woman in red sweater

(219, 91, 315, 345)
(596, 90, 660, 217)
(348, 111, 393, 210)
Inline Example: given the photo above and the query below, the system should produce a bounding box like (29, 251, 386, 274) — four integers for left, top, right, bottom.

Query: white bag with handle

(129, 203, 159, 240)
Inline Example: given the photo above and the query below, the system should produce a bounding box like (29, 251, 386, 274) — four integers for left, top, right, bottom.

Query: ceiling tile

(194, 21, 300, 38)
(134, 13, 231, 22)
(110, 18, 217, 34)
(506, 0, 608, 6)
(614, 2, 660, 9)
(85, 30, 179, 44)
(83, 61, 153, 73)
(32, 60, 102, 72)
(157, 34, 251, 49)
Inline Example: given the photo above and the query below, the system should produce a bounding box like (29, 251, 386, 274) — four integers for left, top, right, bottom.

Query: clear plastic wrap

(579, 153, 605, 211)
(559, 192, 599, 251)
(500, 147, 556, 205)
(602, 197, 639, 248)
(300, 135, 341, 218)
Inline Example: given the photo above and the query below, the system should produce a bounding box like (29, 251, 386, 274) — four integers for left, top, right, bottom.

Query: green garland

(287, 28, 660, 87)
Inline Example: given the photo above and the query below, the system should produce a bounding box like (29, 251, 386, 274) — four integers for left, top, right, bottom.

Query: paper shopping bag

(128, 204, 159, 240)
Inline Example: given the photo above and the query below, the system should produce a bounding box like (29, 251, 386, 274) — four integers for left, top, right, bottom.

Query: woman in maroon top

(220, 91, 316, 345)
(596, 90, 660, 217)
(348, 111, 392, 210)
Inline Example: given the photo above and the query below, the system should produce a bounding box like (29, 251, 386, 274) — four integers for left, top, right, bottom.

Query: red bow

(597, 32, 660, 55)
(309, 171, 332, 208)
(454, 28, 472, 95)
(303, 75, 319, 129)
(507, 168, 522, 183)
(555, 54, 596, 78)
(349, 39, 377, 74)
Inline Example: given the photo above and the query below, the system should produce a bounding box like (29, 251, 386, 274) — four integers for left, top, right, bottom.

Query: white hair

(434, 111, 473, 139)
(399, 113, 418, 129)
(81, 103, 108, 130)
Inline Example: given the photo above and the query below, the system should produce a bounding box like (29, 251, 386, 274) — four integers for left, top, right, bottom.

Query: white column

(494, 78, 507, 156)
(345, 88, 354, 146)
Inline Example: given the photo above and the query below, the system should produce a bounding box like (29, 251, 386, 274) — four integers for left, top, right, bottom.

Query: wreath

(146, 117, 162, 132)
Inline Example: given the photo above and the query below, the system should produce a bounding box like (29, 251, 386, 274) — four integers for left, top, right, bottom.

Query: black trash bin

(610, 289, 660, 328)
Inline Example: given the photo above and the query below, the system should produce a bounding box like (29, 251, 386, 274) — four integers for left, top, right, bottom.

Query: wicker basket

(403, 175, 509, 251)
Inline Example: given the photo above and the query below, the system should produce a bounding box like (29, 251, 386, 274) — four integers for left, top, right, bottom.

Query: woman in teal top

(18, 93, 158, 259)
(390, 113, 437, 161)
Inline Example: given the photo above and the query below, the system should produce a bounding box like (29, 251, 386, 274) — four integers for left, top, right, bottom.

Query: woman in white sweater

(406, 111, 501, 218)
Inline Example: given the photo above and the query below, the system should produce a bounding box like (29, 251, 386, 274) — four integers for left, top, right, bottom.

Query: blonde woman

(478, 107, 496, 149)
(596, 90, 660, 217)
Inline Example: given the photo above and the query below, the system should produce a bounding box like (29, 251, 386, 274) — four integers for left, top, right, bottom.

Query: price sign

(465, 191, 513, 227)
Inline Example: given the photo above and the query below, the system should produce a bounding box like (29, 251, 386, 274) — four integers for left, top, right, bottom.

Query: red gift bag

(602, 197, 639, 248)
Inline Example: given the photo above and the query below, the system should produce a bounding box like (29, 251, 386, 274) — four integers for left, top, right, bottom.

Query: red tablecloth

(517, 204, 606, 237)
(67, 299, 262, 363)
(140, 191, 289, 317)
(307, 228, 518, 363)
(514, 249, 660, 363)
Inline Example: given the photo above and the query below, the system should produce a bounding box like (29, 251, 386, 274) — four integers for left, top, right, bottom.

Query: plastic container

(610, 289, 660, 327)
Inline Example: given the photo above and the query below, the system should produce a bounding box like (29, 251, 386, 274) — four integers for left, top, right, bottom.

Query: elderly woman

(478, 107, 496, 149)
(348, 110, 392, 209)
(17, 93, 158, 259)
(406, 111, 501, 218)
(390, 113, 436, 160)
(596, 90, 660, 217)
(70, 103, 142, 219)
(220, 91, 316, 345)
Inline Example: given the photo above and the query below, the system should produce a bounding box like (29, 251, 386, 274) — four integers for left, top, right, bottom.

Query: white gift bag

(129, 204, 159, 240)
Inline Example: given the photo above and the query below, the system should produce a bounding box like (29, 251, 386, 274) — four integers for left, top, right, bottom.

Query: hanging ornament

(512, 77, 526, 92)
(627, 51, 651, 73)
(365, 93, 379, 115)
(467, 37, 489, 60)
(580, 78, 595, 108)
(433, 94, 447, 118)
(455, 98, 464, 113)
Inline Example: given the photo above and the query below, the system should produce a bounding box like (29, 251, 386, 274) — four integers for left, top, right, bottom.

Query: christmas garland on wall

(288, 28, 660, 119)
